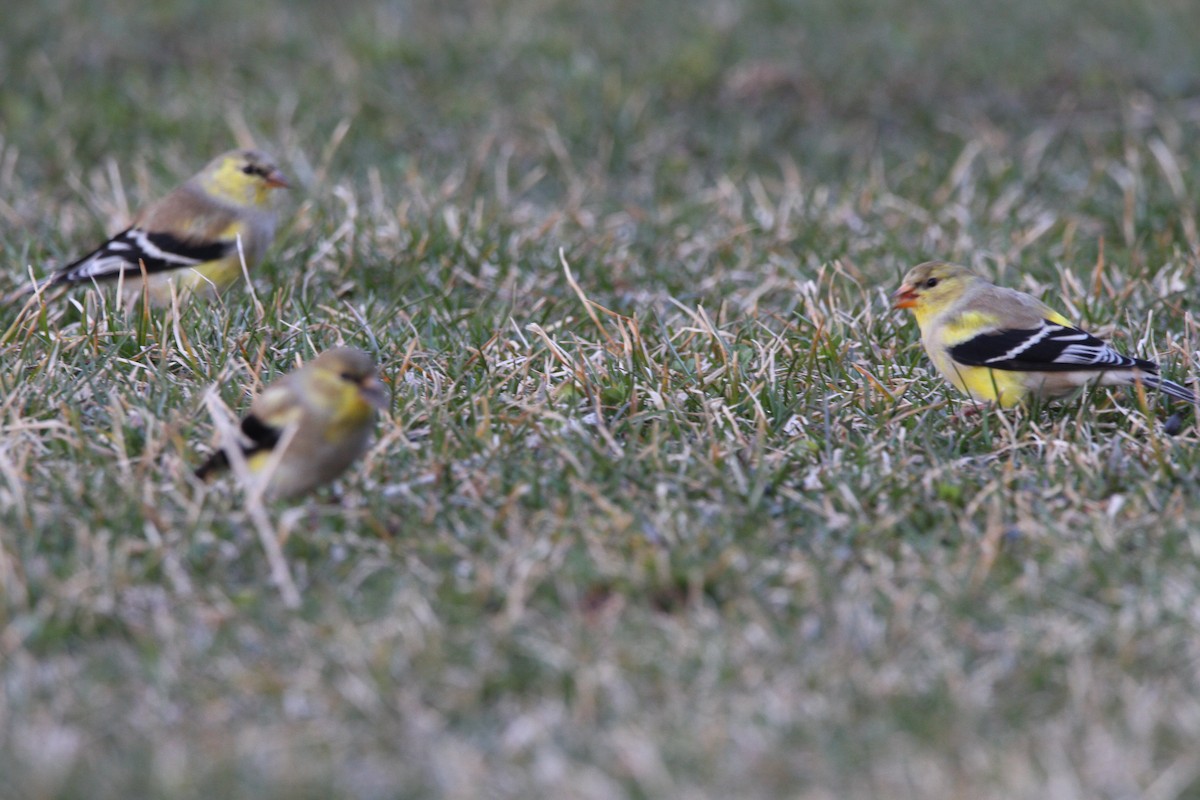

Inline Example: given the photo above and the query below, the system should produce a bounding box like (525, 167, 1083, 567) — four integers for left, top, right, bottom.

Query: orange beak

(265, 168, 291, 190)
(892, 285, 918, 309)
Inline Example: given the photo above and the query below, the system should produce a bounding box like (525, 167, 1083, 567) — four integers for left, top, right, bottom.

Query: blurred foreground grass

(2, 0, 1200, 797)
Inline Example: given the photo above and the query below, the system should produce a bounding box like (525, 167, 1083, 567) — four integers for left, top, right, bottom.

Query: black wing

(948, 321, 1157, 374)
(239, 414, 283, 457)
(52, 227, 234, 286)
(193, 413, 282, 479)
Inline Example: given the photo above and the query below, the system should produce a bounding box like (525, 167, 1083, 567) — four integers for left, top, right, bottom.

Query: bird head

(893, 261, 976, 312)
(315, 347, 389, 411)
(200, 149, 290, 206)
(234, 150, 291, 189)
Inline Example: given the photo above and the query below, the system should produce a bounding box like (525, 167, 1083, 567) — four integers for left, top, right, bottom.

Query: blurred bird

(893, 261, 1195, 408)
(9, 149, 288, 308)
(195, 348, 387, 499)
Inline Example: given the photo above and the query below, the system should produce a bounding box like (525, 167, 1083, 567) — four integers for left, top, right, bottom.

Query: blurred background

(4, 0, 1199, 295)
(4, 0, 1199, 194)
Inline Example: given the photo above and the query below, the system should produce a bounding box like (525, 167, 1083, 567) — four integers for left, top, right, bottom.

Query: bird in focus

(195, 347, 387, 500)
(9, 149, 289, 308)
(893, 261, 1196, 408)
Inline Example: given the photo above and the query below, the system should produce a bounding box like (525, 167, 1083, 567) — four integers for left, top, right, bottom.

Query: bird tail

(1142, 374, 1197, 404)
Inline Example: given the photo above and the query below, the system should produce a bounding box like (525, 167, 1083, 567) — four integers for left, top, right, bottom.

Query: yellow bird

(195, 348, 387, 499)
(11, 149, 289, 308)
(893, 261, 1195, 407)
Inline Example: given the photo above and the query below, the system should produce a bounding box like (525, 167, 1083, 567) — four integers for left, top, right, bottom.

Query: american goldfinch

(195, 348, 387, 499)
(893, 261, 1196, 408)
(11, 149, 288, 308)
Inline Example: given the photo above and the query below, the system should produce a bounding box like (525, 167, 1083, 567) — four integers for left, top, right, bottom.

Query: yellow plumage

(195, 348, 387, 500)
(893, 261, 1195, 407)
(10, 149, 289, 308)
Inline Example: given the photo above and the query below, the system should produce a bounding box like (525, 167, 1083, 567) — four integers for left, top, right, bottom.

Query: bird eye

(241, 163, 263, 176)
(924, 277, 939, 288)
(339, 372, 355, 382)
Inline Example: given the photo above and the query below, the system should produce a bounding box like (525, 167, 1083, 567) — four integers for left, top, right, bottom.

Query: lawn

(2, 0, 1200, 797)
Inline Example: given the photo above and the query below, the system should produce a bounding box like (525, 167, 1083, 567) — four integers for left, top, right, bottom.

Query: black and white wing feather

(47, 227, 234, 288)
(949, 320, 1195, 402)
(948, 321, 1154, 373)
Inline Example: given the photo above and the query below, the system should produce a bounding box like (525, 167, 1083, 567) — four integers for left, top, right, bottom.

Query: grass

(2, 0, 1200, 797)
